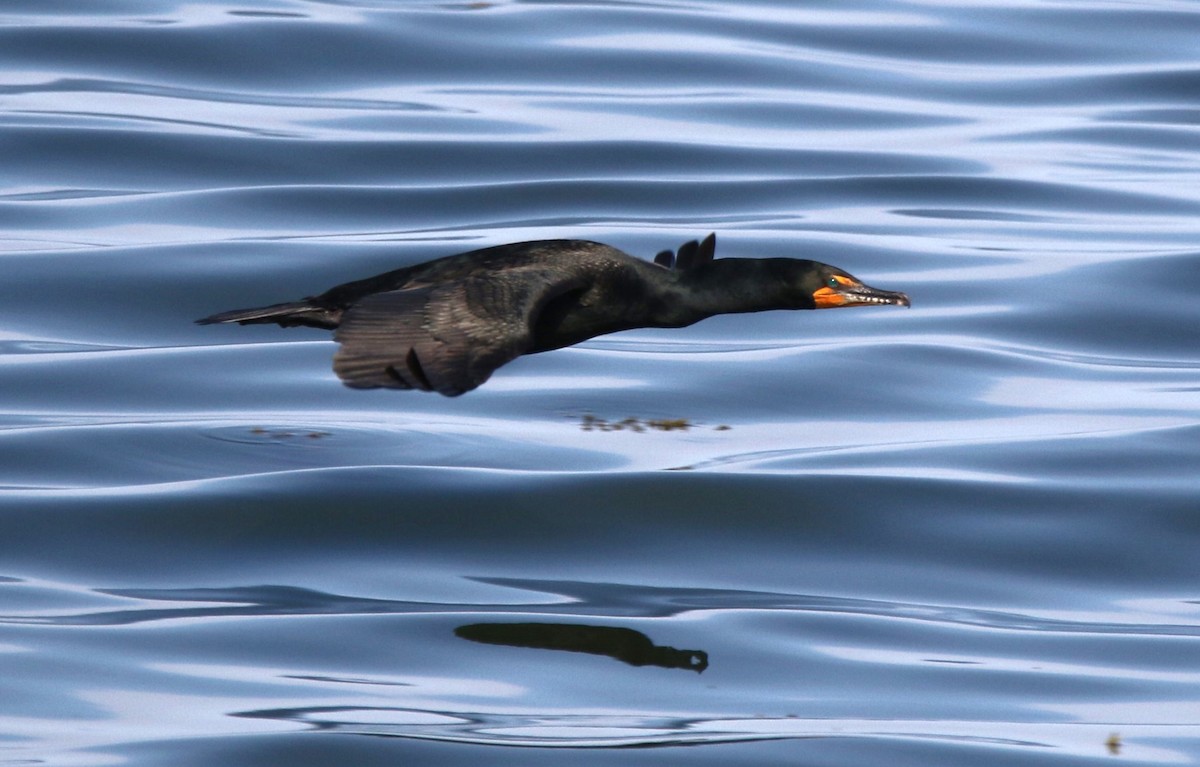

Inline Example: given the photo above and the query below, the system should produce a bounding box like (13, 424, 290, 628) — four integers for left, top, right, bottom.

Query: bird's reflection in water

(455, 622, 708, 673)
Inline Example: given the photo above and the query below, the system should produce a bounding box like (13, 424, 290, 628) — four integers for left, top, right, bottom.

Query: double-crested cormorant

(197, 233, 910, 396)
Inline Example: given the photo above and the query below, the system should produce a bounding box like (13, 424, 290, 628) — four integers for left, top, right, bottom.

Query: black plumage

(198, 234, 909, 396)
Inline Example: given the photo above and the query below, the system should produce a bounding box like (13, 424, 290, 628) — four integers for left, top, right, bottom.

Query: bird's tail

(195, 300, 338, 329)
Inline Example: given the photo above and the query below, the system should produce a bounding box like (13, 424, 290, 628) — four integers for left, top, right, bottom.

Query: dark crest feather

(674, 239, 699, 271)
(696, 232, 716, 265)
(667, 233, 716, 272)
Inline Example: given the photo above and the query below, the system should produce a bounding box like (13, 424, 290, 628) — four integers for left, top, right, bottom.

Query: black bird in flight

(198, 234, 910, 396)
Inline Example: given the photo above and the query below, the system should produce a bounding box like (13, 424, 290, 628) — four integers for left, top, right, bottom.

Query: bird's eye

(826, 277, 839, 288)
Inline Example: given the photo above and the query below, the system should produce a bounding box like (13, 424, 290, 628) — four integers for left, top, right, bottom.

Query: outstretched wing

(332, 268, 585, 396)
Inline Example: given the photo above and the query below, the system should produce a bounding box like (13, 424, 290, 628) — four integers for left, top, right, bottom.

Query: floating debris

(1106, 732, 1121, 755)
(248, 427, 331, 441)
(578, 415, 697, 432)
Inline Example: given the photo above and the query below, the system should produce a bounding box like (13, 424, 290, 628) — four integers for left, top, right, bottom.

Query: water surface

(2, 1, 1199, 764)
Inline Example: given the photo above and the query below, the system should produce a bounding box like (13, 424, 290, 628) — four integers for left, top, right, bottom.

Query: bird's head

(805, 263, 910, 309)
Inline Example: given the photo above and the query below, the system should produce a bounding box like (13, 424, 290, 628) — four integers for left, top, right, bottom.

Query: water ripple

(3, 2, 1200, 764)
(6, 577, 1199, 639)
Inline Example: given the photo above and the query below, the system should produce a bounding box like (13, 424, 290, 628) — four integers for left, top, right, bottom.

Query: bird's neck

(654, 259, 811, 326)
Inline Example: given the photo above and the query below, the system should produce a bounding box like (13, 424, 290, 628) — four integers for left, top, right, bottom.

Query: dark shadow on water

(455, 622, 708, 672)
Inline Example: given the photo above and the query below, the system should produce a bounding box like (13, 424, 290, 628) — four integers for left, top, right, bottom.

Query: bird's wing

(332, 268, 585, 396)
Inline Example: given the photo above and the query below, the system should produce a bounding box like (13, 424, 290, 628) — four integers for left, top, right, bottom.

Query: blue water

(3, 1, 1200, 764)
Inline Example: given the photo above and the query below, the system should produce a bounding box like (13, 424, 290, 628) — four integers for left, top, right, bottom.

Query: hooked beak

(813, 281, 911, 309)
